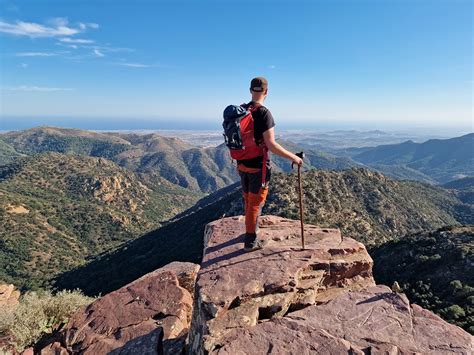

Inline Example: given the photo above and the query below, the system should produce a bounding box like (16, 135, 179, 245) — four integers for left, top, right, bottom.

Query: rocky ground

(6, 215, 472, 354)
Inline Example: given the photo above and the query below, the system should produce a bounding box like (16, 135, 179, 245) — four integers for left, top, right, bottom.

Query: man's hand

(292, 155, 303, 166)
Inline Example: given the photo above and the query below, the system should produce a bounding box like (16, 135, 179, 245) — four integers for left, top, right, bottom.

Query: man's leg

(238, 169, 250, 216)
(244, 168, 271, 250)
(245, 187, 268, 234)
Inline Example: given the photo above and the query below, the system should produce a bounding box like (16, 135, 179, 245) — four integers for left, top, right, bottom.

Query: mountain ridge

(353, 133, 474, 183)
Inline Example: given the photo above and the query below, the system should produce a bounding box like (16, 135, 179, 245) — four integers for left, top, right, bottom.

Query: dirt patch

(6, 204, 30, 214)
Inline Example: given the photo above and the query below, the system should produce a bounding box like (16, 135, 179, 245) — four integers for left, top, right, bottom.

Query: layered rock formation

(38, 262, 199, 355)
(35, 215, 472, 354)
(189, 216, 473, 354)
(214, 285, 472, 354)
(188, 216, 375, 353)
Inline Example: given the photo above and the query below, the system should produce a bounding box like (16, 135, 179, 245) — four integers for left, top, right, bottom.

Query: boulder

(188, 216, 375, 354)
(38, 342, 68, 355)
(0, 335, 18, 355)
(47, 262, 199, 355)
(0, 284, 20, 307)
(215, 285, 473, 354)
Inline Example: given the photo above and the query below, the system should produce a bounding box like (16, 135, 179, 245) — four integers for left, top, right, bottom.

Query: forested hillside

(0, 152, 200, 289)
(372, 226, 474, 333)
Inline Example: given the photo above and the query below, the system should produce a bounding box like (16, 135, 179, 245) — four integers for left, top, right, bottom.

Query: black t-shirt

(238, 101, 275, 168)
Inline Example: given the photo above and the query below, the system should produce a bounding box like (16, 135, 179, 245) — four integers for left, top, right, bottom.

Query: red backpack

(222, 103, 269, 186)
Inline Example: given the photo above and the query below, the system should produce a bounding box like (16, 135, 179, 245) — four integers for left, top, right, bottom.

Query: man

(239, 77, 303, 251)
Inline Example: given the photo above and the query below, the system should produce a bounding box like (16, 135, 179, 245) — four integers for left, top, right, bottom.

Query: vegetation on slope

(0, 138, 23, 166)
(443, 177, 474, 204)
(0, 289, 94, 352)
(265, 169, 472, 246)
(55, 183, 242, 295)
(2, 126, 131, 159)
(0, 152, 200, 290)
(372, 226, 473, 334)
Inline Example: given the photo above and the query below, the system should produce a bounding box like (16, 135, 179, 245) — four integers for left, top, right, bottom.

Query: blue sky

(0, 0, 472, 131)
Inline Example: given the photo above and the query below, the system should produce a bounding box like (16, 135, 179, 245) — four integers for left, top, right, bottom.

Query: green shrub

(444, 304, 466, 320)
(0, 289, 94, 352)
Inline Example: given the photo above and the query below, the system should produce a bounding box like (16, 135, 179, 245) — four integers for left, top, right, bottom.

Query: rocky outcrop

(215, 285, 473, 354)
(34, 215, 474, 354)
(0, 284, 20, 307)
(188, 215, 473, 354)
(188, 215, 375, 353)
(38, 262, 199, 355)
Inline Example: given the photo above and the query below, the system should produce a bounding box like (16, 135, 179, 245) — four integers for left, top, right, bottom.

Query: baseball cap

(250, 77, 268, 92)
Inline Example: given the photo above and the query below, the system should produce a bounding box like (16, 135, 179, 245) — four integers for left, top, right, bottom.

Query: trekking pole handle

(291, 151, 305, 169)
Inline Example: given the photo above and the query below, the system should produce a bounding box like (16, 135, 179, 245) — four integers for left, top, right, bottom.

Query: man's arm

(263, 128, 303, 166)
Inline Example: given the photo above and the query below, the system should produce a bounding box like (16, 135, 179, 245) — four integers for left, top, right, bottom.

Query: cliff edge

(32, 215, 472, 355)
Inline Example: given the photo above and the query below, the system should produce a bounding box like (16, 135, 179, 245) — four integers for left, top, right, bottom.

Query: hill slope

(0, 138, 23, 166)
(443, 177, 474, 204)
(0, 152, 200, 290)
(353, 133, 474, 183)
(265, 169, 472, 245)
(55, 168, 471, 295)
(372, 226, 474, 333)
(2, 126, 132, 158)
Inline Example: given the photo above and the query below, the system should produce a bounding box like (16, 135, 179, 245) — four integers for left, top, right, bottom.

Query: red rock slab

(60, 262, 199, 355)
(189, 215, 375, 353)
(285, 285, 474, 354)
(211, 317, 362, 355)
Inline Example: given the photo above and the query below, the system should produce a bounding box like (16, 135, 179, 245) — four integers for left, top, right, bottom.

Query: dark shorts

(238, 167, 271, 194)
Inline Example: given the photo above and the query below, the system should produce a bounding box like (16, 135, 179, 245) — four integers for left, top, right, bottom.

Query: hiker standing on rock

(223, 77, 303, 251)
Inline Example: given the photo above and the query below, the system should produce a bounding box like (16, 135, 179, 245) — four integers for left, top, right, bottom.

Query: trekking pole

(292, 152, 305, 249)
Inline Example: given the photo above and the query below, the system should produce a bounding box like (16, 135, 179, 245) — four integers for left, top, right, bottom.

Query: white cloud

(116, 62, 163, 68)
(20, 63, 28, 68)
(0, 18, 98, 38)
(59, 37, 94, 44)
(79, 22, 99, 30)
(47, 17, 69, 27)
(93, 49, 104, 57)
(9, 85, 74, 92)
(15, 52, 57, 57)
(268, 65, 276, 69)
(95, 46, 133, 53)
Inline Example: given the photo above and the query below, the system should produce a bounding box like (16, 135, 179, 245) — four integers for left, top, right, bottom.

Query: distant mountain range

(0, 152, 200, 290)
(2, 127, 472, 187)
(0, 126, 359, 192)
(352, 133, 474, 183)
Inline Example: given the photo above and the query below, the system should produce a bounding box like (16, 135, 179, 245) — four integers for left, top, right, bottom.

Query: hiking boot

(243, 233, 267, 251)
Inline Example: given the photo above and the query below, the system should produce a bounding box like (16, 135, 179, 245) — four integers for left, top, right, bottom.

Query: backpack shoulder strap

(246, 102, 262, 113)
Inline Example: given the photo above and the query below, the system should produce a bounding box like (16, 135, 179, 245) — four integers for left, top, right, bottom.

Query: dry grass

(0, 289, 95, 351)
